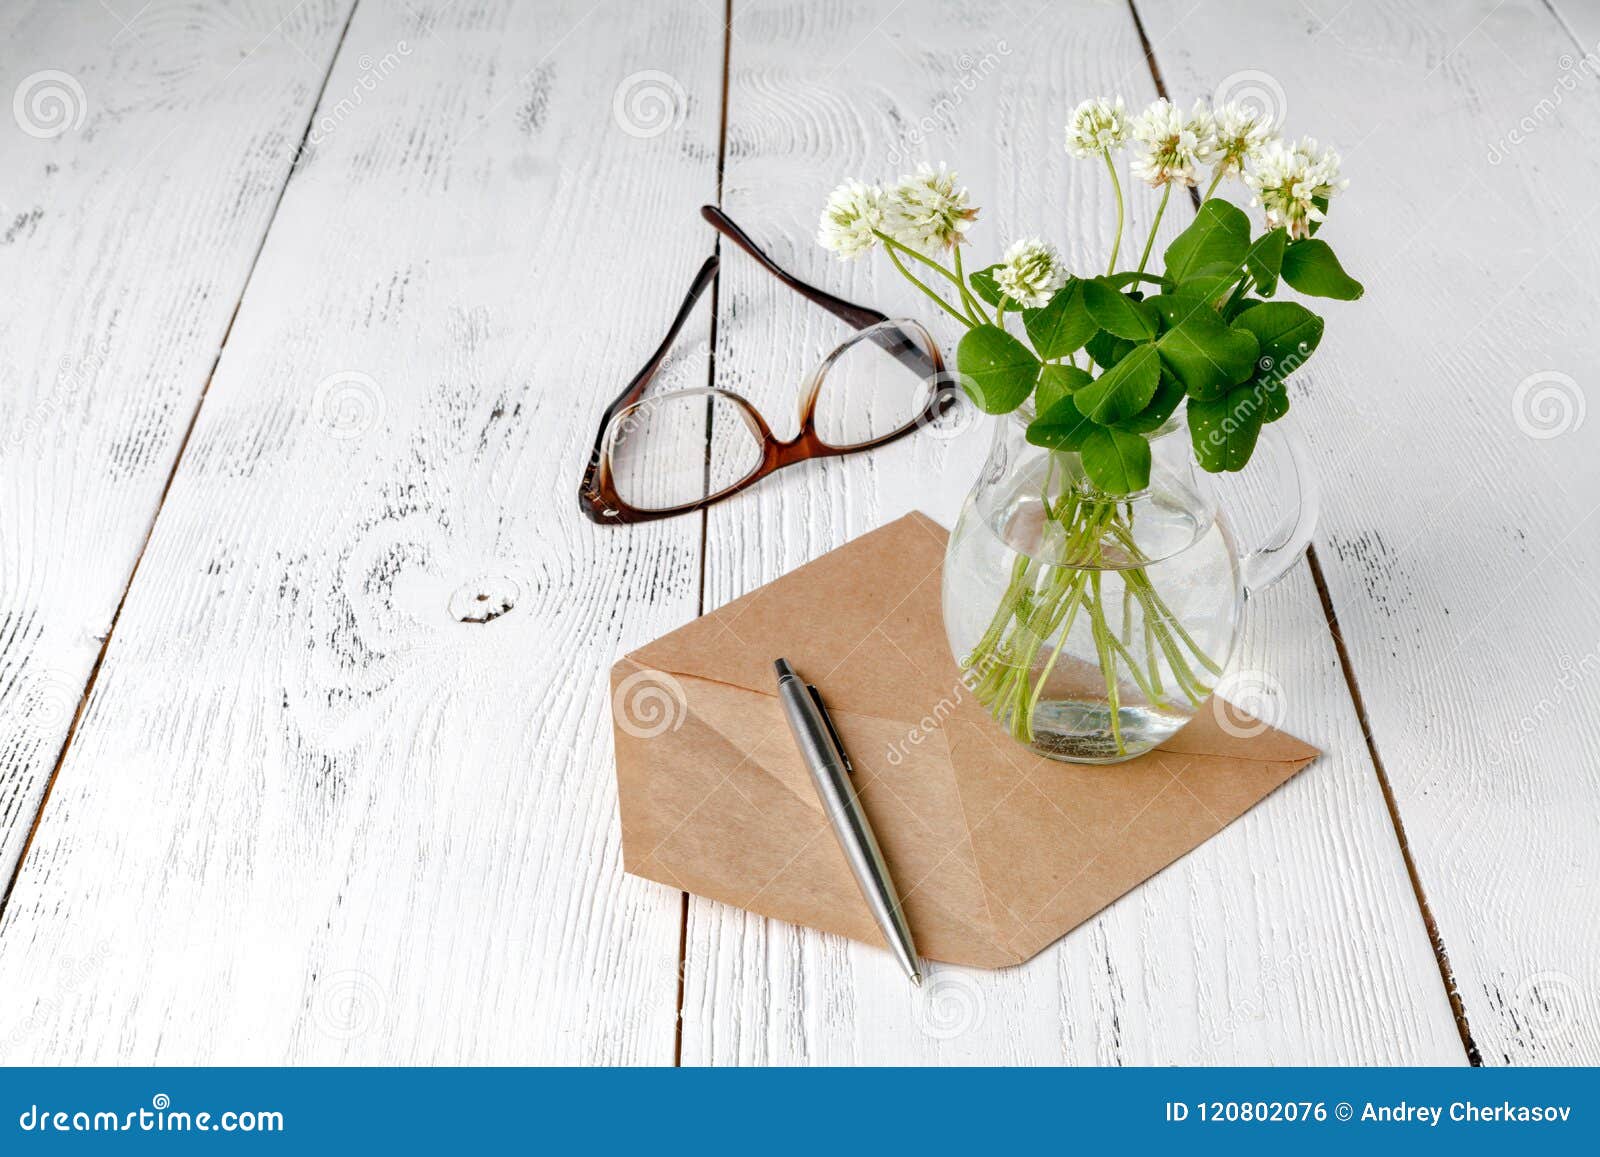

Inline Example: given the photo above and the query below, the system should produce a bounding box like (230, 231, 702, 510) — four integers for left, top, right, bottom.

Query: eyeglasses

(579, 205, 958, 525)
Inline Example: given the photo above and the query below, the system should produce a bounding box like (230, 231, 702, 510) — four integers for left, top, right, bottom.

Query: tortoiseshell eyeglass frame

(579, 205, 956, 525)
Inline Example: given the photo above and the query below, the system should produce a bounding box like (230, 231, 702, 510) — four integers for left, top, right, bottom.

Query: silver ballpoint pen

(773, 658, 922, 986)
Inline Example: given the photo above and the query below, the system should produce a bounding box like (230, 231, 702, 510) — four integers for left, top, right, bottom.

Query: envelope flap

(612, 654, 1012, 967)
(624, 512, 952, 720)
(1158, 704, 1319, 763)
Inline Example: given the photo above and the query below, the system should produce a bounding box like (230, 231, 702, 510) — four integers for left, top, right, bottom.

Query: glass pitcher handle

(1240, 423, 1320, 598)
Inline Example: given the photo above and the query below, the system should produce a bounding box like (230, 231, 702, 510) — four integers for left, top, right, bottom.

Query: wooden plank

(1135, 0, 1600, 1063)
(0, 0, 354, 890)
(0, 0, 722, 1062)
(1533, 1, 1592, 48)
(680, 0, 1464, 1064)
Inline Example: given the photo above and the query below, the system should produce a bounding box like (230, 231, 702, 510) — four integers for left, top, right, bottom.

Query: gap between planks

(677, 0, 737, 1070)
(1122, 0, 1482, 1066)
(0, 2, 364, 930)
(1305, 545, 1483, 1065)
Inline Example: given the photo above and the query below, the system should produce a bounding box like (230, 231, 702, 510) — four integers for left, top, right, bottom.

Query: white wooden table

(0, 0, 1594, 1065)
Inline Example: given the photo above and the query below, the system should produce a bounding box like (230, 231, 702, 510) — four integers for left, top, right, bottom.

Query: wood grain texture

(0, 0, 354, 892)
(1136, 0, 1600, 1063)
(679, 0, 1463, 1064)
(0, 0, 722, 1062)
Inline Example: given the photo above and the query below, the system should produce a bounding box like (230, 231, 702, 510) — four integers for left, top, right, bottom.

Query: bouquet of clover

(816, 95, 1363, 751)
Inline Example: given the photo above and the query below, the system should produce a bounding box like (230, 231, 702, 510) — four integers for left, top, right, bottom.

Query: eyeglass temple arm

(701, 206, 940, 379)
(701, 205, 889, 330)
(585, 252, 720, 478)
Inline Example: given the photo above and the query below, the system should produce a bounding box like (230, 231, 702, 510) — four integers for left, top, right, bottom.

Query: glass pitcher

(942, 407, 1317, 764)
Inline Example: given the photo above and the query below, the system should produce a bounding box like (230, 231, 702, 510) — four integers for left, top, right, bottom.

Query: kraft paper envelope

(611, 512, 1318, 968)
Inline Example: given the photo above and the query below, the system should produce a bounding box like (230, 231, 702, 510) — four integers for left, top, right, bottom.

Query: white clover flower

(817, 179, 887, 259)
(993, 238, 1067, 309)
(1130, 97, 1216, 187)
(1065, 96, 1129, 157)
(1244, 136, 1348, 238)
(1210, 101, 1277, 177)
(884, 162, 979, 252)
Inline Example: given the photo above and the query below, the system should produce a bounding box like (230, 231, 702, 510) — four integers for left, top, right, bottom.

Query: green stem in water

(1125, 578, 1211, 700)
(1103, 624, 1166, 707)
(1102, 148, 1125, 274)
(969, 552, 1034, 663)
(1087, 572, 1125, 753)
(1025, 570, 1090, 724)
(1148, 588, 1224, 678)
(1105, 522, 1223, 676)
(1144, 611, 1208, 707)
(1136, 182, 1173, 275)
(1121, 583, 1134, 649)
(1144, 608, 1166, 701)
(992, 497, 1100, 741)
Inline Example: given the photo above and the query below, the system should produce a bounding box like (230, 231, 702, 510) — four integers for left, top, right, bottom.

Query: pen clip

(808, 684, 854, 773)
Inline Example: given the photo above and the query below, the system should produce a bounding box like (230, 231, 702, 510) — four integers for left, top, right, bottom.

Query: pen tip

(774, 658, 796, 680)
(911, 972, 923, 988)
